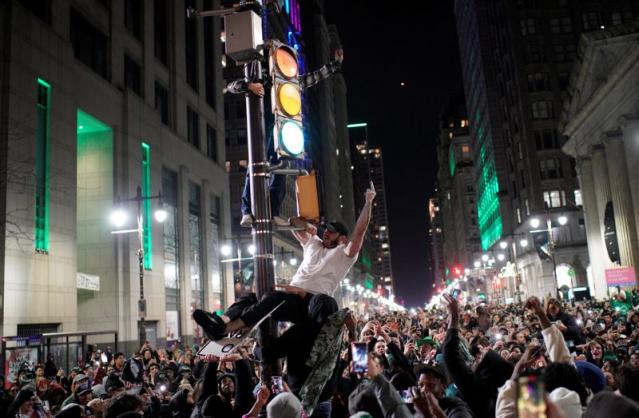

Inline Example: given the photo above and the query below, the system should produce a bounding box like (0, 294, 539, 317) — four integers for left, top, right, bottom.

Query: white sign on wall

(77, 272, 100, 291)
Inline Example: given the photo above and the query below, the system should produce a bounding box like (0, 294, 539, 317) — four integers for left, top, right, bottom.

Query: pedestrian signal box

(296, 172, 319, 222)
(269, 41, 304, 159)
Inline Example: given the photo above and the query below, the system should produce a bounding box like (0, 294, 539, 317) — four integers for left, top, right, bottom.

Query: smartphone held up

(351, 342, 368, 373)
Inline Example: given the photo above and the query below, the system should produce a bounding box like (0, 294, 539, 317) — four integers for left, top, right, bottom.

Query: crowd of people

(2, 289, 639, 418)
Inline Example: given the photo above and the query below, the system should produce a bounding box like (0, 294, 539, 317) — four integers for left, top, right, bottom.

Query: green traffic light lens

(280, 121, 304, 156)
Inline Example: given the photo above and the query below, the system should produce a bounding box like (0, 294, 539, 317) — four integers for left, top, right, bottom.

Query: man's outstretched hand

(365, 181, 376, 204)
(442, 294, 460, 329)
(334, 48, 344, 63)
(247, 82, 265, 97)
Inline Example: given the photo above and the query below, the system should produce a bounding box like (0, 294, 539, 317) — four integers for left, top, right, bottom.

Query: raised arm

(290, 218, 318, 246)
(345, 182, 376, 257)
(299, 49, 344, 90)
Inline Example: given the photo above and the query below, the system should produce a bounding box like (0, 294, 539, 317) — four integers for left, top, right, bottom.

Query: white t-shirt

(290, 235, 357, 296)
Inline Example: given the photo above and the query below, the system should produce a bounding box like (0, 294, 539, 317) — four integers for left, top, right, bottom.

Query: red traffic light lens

(275, 46, 298, 79)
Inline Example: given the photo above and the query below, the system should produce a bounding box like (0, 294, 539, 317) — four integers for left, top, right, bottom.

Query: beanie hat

(12, 388, 35, 407)
(104, 373, 125, 393)
(75, 381, 92, 397)
(266, 392, 302, 418)
(548, 387, 582, 418)
(575, 360, 607, 394)
(72, 374, 88, 384)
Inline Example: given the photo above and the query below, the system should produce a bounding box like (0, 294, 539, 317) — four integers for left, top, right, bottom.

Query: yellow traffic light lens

(277, 83, 302, 117)
(275, 47, 298, 78)
(280, 121, 304, 156)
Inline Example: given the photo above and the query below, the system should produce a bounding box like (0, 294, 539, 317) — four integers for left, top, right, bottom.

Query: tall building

(436, 100, 481, 274)
(0, 0, 230, 351)
(427, 198, 445, 288)
(453, 0, 638, 299)
(562, 21, 639, 296)
(349, 124, 394, 296)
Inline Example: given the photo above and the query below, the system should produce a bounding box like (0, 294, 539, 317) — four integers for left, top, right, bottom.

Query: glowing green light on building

(35, 78, 51, 252)
(475, 124, 502, 250)
(141, 142, 152, 270)
(449, 146, 456, 176)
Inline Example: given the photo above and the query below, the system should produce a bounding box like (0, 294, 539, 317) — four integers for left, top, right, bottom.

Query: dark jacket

(190, 359, 253, 418)
(442, 329, 512, 418)
(548, 310, 583, 346)
(439, 396, 475, 418)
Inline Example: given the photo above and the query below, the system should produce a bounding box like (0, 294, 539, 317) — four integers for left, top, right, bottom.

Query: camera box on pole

(224, 10, 263, 64)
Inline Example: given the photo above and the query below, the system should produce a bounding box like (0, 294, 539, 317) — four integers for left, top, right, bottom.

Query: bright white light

(289, 258, 298, 266)
(495, 333, 503, 340)
(481, 254, 489, 262)
(432, 283, 436, 288)
(464, 268, 470, 274)
(474, 260, 481, 268)
(221, 245, 232, 257)
(497, 253, 505, 261)
(520, 239, 529, 248)
(247, 245, 256, 255)
(343, 278, 350, 284)
(530, 218, 541, 228)
(154, 208, 168, 223)
(576, 319, 583, 326)
(558, 215, 568, 225)
(477, 288, 481, 292)
(110, 209, 128, 228)
(499, 241, 508, 249)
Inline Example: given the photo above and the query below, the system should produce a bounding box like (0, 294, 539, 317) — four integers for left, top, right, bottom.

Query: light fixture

(464, 268, 470, 274)
(499, 241, 508, 250)
(530, 218, 541, 229)
(481, 254, 489, 262)
(474, 260, 481, 268)
(497, 253, 505, 261)
(109, 209, 128, 228)
(520, 239, 529, 248)
(279, 120, 304, 156)
(154, 208, 168, 223)
(289, 257, 298, 266)
(343, 278, 350, 284)
(247, 244, 256, 255)
(558, 215, 568, 225)
(221, 245, 232, 257)
(476, 288, 481, 292)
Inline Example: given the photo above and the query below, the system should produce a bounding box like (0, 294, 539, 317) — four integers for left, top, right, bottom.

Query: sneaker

(240, 214, 253, 228)
(272, 216, 290, 227)
(192, 309, 226, 340)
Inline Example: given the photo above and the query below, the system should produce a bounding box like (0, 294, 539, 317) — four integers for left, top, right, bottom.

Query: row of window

(524, 42, 577, 64)
(527, 72, 571, 93)
(515, 189, 582, 224)
(520, 11, 635, 37)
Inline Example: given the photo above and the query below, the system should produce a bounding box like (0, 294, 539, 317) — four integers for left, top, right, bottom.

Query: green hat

(416, 336, 437, 348)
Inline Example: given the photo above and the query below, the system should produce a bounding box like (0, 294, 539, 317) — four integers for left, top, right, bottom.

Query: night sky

(325, 0, 464, 307)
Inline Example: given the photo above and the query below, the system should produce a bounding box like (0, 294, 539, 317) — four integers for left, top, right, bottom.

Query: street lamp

(530, 217, 541, 229)
(520, 238, 529, 248)
(481, 254, 489, 262)
(110, 186, 165, 345)
(497, 253, 506, 261)
(289, 257, 298, 266)
(474, 260, 481, 268)
(558, 215, 568, 226)
(499, 241, 508, 250)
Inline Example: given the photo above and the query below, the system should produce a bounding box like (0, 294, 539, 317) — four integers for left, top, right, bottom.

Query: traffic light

(269, 41, 304, 159)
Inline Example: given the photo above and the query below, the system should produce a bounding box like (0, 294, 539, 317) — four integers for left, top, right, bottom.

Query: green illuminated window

(449, 146, 456, 176)
(35, 78, 51, 252)
(141, 142, 152, 269)
(475, 125, 502, 250)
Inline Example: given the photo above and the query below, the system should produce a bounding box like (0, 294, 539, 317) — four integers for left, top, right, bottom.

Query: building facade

(562, 21, 639, 298)
(0, 0, 231, 349)
(436, 101, 481, 277)
(428, 198, 445, 288)
(453, 0, 638, 299)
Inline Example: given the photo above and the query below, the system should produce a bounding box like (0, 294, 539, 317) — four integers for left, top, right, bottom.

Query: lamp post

(110, 186, 166, 345)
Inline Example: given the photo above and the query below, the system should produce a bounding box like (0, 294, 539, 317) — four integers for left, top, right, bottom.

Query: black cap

(414, 364, 448, 383)
(325, 221, 349, 237)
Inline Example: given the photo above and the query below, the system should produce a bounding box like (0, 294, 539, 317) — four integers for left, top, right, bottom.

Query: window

(162, 168, 180, 339)
(124, 0, 142, 39)
(208, 193, 223, 312)
(184, 0, 198, 90)
(35, 78, 51, 253)
(206, 124, 218, 162)
(535, 129, 560, 150)
(224, 102, 230, 120)
(582, 12, 600, 30)
(237, 128, 247, 144)
(189, 182, 204, 310)
(203, 0, 216, 109)
(155, 82, 169, 125)
(187, 107, 200, 148)
(543, 190, 563, 208)
(520, 169, 527, 189)
(154, 0, 169, 65)
(520, 18, 537, 35)
(124, 55, 142, 95)
(553, 43, 576, 62)
(525, 42, 545, 63)
(16, 0, 51, 23)
(525, 198, 530, 215)
(70, 9, 109, 79)
(532, 101, 554, 120)
(539, 159, 563, 179)
(558, 72, 570, 91)
(574, 189, 582, 206)
(516, 207, 522, 224)
(550, 17, 572, 34)
(527, 73, 549, 92)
